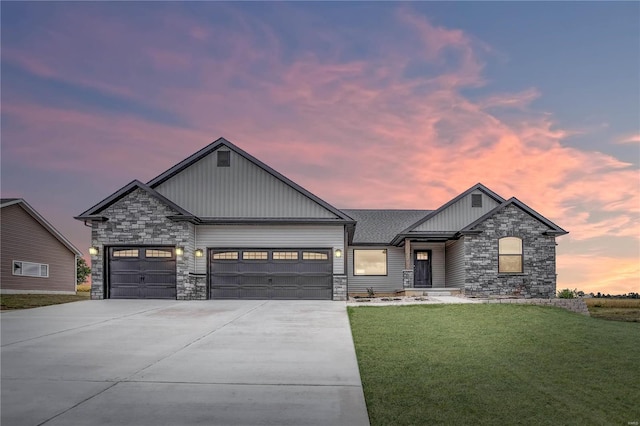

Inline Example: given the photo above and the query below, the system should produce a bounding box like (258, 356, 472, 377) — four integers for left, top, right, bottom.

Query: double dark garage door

(108, 247, 333, 300)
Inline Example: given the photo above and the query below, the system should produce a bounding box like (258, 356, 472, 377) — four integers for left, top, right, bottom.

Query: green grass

(0, 293, 90, 310)
(348, 304, 640, 426)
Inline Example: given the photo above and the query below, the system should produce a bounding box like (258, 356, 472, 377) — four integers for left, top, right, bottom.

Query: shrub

(557, 288, 578, 299)
(366, 287, 376, 298)
(76, 284, 91, 293)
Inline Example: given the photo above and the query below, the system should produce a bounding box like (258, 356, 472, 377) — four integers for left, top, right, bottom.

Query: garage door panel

(108, 247, 176, 299)
(210, 249, 332, 300)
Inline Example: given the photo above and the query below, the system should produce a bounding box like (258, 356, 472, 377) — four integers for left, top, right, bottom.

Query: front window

(354, 249, 387, 276)
(498, 237, 523, 273)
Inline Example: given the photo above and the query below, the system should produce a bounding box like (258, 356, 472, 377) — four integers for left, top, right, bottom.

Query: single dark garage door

(108, 247, 177, 299)
(210, 249, 333, 300)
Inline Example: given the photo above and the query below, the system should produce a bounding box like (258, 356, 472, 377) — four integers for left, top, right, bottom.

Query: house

(1, 198, 82, 294)
(76, 137, 568, 301)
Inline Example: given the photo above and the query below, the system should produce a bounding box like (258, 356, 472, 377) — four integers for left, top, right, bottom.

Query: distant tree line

(585, 292, 639, 299)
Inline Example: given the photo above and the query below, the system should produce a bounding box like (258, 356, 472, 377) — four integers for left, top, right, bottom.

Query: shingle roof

(341, 209, 432, 244)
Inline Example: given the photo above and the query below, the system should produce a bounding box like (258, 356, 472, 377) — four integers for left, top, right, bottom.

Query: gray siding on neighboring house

(347, 246, 405, 294)
(445, 238, 465, 288)
(155, 148, 338, 219)
(0, 204, 76, 293)
(414, 190, 500, 232)
(411, 243, 446, 287)
(195, 225, 345, 274)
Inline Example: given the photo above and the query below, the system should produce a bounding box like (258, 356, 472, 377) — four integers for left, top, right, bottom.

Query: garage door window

(145, 249, 173, 258)
(112, 249, 139, 258)
(302, 252, 329, 260)
(212, 251, 239, 260)
(273, 251, 299, 260)
(243, 251, 268, 260)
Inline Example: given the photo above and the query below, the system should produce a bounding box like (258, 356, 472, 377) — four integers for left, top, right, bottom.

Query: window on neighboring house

(13, 261, 49, 278)
(353, 249, 387, 276)
(217, 150, 230, 167)
(498, 237, 523, 273)
(472, 194, 482, 207)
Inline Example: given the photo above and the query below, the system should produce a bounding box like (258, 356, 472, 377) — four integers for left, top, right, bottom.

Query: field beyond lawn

(0, 293, 90, 310)
(585, 298, 640, 322)
(348, 304, 640, 426)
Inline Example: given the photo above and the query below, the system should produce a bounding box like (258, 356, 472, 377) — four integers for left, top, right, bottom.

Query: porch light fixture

(195, 249, 204, 257)
(334, 249, 342, 258)
(89, 246, 99, 256)
(175, 247, 184, 256)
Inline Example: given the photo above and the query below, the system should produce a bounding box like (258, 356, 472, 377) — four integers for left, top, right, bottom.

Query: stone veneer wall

(482, 298, 589, 315)
(402, 270, 414, 288)
(91, 188, 196, 300)
(463, 204, 557, 298)
(333, 275, 347, 301)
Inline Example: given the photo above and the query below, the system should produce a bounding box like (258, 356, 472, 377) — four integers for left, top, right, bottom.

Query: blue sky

(1, 1, 638, 294)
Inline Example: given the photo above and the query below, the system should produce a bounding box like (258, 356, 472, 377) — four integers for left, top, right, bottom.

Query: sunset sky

(2, 2, 638, 295)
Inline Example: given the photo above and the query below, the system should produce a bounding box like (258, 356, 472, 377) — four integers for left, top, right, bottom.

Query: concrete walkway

(1, 300, 370, 426)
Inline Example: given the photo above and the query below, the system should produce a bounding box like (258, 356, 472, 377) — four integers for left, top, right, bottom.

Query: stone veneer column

(402, 270, 414, 288)
(332, 275, 347, 301)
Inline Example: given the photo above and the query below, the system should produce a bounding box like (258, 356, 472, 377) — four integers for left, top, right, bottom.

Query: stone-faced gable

(90, 188, 201, 300)
(463, 204, 557, 298)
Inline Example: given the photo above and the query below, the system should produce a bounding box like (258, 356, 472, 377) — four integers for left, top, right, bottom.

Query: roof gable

(75, 180, 195, 221)
(2, 199, 82, 256)
(147, 137, 351, 221)
(461, 197, 568, 235)
(402, 183, 506, 234)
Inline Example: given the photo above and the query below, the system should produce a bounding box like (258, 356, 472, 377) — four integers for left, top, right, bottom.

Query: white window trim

(13, 260, 49, 278)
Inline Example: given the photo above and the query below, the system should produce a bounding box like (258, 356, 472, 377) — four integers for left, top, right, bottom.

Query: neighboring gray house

(76, 137, 568, 301)
(1, 198, 82, 294)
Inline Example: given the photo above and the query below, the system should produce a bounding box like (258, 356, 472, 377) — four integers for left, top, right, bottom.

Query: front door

(414, 250, 432, 288)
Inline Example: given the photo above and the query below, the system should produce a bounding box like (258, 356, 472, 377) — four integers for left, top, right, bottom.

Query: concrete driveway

(1, 300, 370, 426)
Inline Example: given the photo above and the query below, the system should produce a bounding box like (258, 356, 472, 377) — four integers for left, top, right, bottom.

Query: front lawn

(349, 304, 640, 425)
(0, 293, 90, 310)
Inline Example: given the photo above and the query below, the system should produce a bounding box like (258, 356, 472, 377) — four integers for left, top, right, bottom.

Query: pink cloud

(617, 133, 640, 144)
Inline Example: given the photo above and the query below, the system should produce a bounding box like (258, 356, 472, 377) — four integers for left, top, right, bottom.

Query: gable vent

(471, 194, 482, 208)
(217, 150, 230, 167)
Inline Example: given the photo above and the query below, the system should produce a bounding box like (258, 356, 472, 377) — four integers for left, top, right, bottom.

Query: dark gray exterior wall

(90, 188, 201, 300)
(463, 204, 557, 298)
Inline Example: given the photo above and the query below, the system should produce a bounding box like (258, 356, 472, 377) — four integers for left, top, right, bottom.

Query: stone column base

(332, 275, 347, 301)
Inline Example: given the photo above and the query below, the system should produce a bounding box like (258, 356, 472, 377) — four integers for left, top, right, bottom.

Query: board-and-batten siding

(155, 148, 338, 219)
(347, 246, 405, 294)
(411, 243, 446, 288)
(0, 204, 76, 293)
(413, 191, 500, 232)
(194, 225, 345, 274)
(445, 238, 465, 288)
